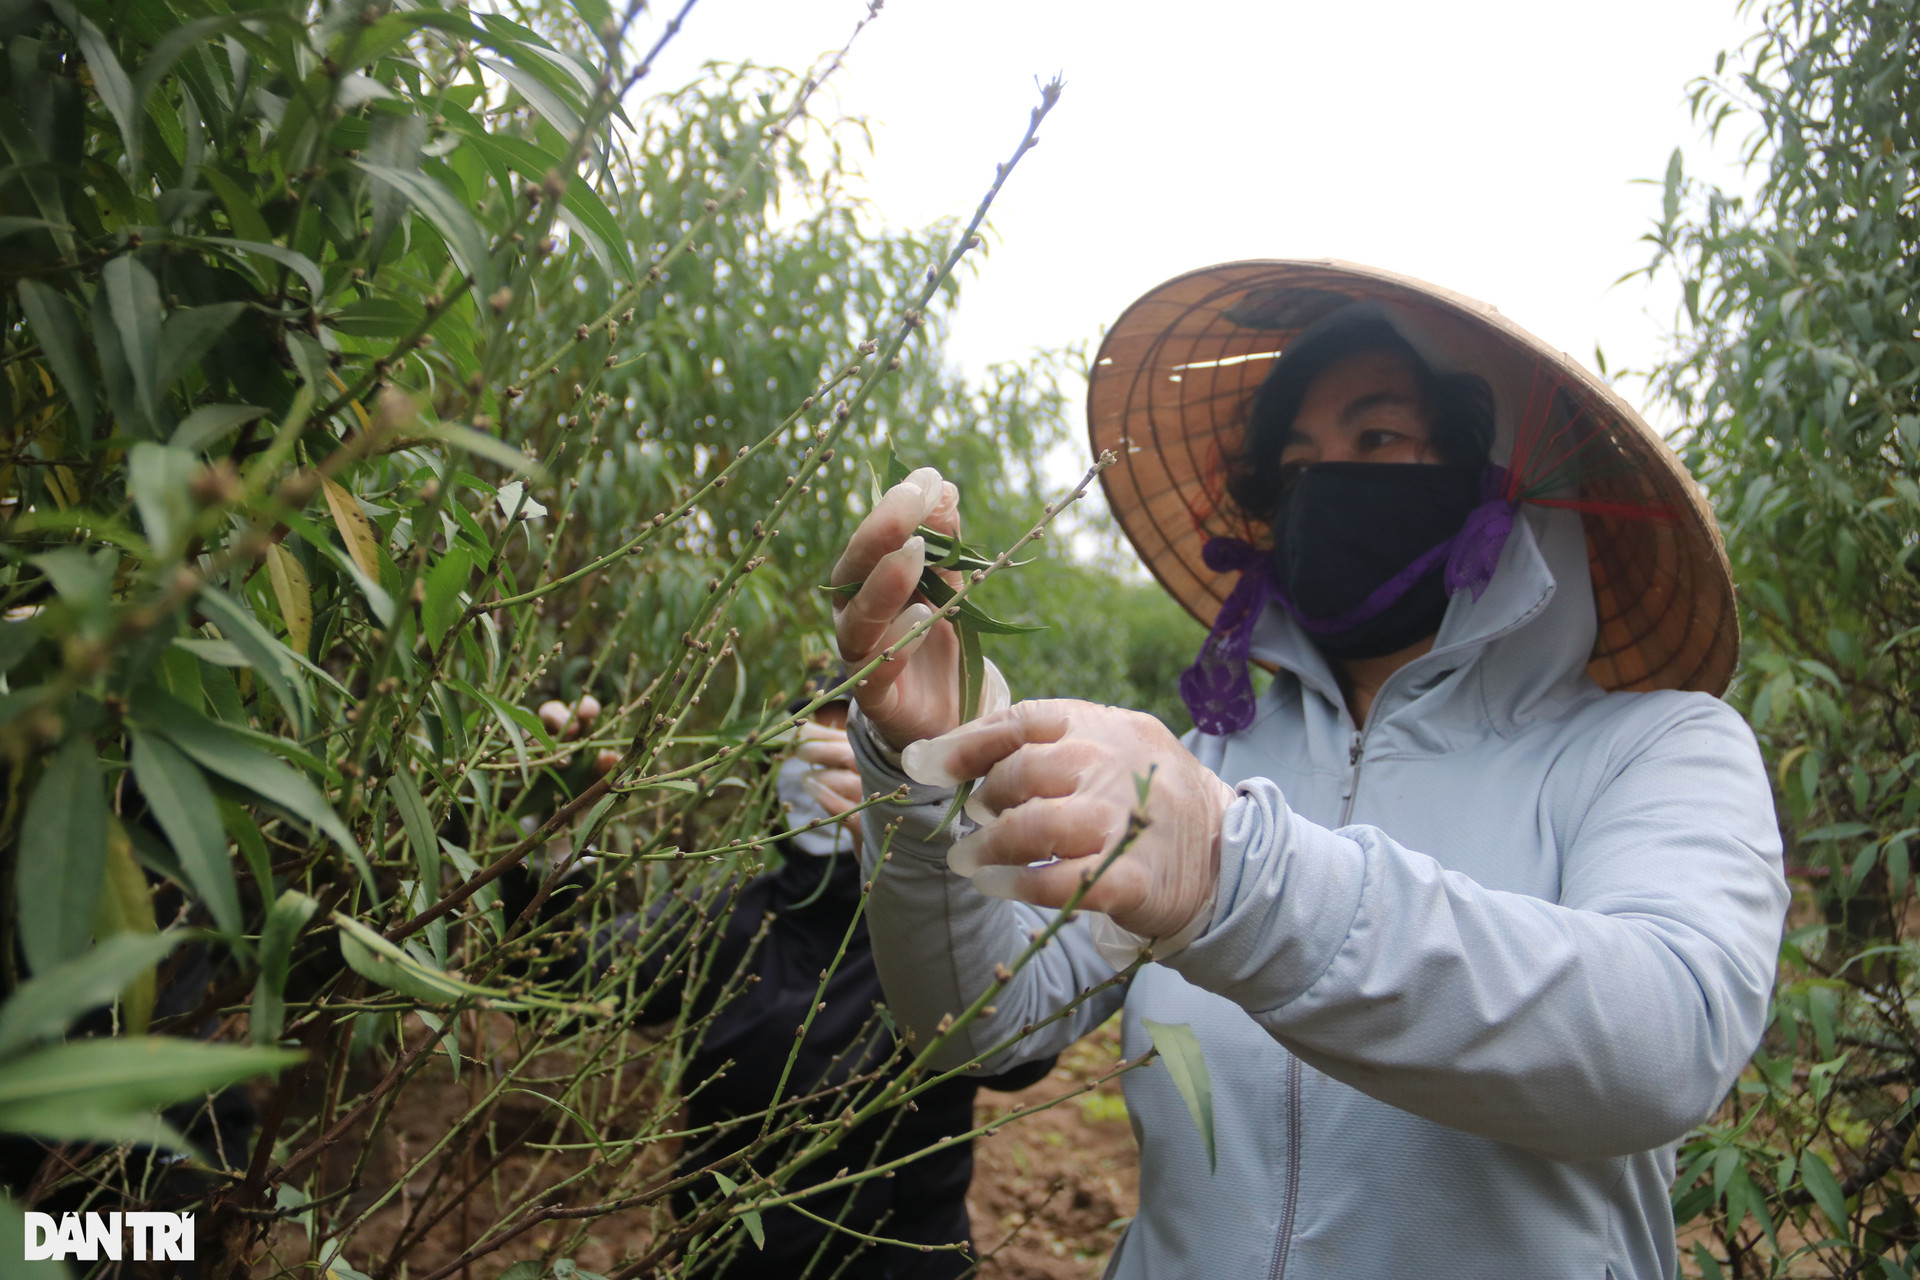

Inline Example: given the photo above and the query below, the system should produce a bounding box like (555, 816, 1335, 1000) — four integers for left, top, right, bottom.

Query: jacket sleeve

(849, 710, 1127, 1074)
(1164, 696, 1789, 1161)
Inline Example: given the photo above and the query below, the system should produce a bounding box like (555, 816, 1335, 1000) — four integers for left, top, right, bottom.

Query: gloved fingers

(795, 724, 855, 770)
(948, 794, 1124, 876)
(844, 602, 938, 705)
(978, 658, 1011, 718)
(925, 479, 961, 538)
(969, 738, 1103, 820)
(801, 769, 863, 815)
(829, 467, 946, 589)
(901, 699, 1076, 788)
(835, 536, 926, 661)
(971, 852, 1146, 917)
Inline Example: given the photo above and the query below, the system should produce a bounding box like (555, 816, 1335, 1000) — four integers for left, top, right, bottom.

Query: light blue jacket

(849, 504, 1788, 1280)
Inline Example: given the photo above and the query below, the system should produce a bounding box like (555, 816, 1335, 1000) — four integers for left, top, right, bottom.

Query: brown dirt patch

(968, 1019, 1139, 1280)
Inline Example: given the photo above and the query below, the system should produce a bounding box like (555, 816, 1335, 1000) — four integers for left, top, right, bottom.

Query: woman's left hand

(901, 700, 1236, 940)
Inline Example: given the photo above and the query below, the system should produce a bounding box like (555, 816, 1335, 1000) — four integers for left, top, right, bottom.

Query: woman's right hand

(829, 466, 966, 752)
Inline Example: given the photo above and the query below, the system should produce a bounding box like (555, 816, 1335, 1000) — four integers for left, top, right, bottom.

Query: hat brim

(1087, 259, 1737, 696)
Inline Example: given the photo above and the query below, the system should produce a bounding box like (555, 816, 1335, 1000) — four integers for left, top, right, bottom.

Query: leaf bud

(188, 459, 242, 507)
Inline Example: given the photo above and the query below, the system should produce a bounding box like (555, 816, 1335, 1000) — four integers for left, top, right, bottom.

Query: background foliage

(1648, 0, 1920, 1273)
(0, 0, 1185, 1274)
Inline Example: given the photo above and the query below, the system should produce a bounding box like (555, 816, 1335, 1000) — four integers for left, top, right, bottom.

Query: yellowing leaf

(321, 476, 382, 584)
(266, 542, 313, 658)
(94, 821, 158, 1035)
(45, 466, 79, 510)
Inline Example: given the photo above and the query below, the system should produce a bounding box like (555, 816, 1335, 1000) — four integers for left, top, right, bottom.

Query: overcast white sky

(639, 0, 1761, 422)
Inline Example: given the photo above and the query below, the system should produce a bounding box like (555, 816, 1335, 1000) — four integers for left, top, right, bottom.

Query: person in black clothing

(510, 672, 1054, 1279)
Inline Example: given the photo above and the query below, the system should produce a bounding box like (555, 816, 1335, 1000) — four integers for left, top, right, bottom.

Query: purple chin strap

(1178, 466, 1516, 736)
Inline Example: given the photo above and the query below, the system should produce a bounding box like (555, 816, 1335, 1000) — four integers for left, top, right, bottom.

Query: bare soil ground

(253, 1015, 1139, 1279)
(969, 1020, 1139, 1280)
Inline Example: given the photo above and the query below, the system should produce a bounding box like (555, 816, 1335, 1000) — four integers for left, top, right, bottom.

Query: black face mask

(1272, 462, 1484, 660)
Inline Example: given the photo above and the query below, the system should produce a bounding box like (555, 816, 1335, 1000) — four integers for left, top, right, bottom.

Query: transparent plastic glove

(776, 724, 864, 857)
(901, 700, 1236, 946)
(829, 466, 966, 751)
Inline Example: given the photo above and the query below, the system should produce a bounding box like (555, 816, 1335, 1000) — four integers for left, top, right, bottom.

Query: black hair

(1222, 314, 1496, 525)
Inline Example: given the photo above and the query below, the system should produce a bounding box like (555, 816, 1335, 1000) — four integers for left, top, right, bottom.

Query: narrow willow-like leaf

(0, 1038, 302, 1151)
(711, 1172, 765, 1250)
(129, 728, 242, 935)
(100, 256, 163, 426)
(389, 765, 447, 964)
(266, 542, 314, 658)
(16, 280, 95, 428)
(0, 932, 180, 1059)
(321, 475, 385, 585)
(93, 825, 160, 1033)
(18, 736, 107, 975)
(252, 890, 318, 1045)
(196, 583, 312, 733)
(1143, 1018, 1216, 1173)
(130, 686, 371, 895)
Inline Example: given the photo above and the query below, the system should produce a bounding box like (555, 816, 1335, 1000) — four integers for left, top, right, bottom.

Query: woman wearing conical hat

(829, 262, 1788, 1279)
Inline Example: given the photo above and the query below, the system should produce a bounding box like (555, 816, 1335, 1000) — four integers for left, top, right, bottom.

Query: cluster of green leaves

(1645, 1, 1920, 1274)
(0, 0, 1186, 1271)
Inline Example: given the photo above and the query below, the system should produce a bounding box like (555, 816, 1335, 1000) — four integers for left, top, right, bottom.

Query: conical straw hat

(1087, 259, 1737, 696)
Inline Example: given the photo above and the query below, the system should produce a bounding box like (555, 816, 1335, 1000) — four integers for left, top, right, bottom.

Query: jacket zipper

(1279, 726, 1364, 1275)
(1268, 1056, 1304, 1280)
(1339, 730, 1364, 826)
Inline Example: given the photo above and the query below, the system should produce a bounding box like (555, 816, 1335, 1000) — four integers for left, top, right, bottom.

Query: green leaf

(127, 442, 202, 555)
(129, 686, 372, 896)
(129, 729, 242, 935)
(179, 233, 326, 299)
(29, 546, 116, 633)
(100, 256, 164, 428)
(157, 302, 246, 394)
(459, 132, 631, 277)
(172, 403, 268, 452)
(1799, 1150, 1849, 1234)
(1142, 1018, 1215, 1173)
(252, 890, 318, 1045)
(330, 297, 423, 339)
(355, 161, 495, 294)
(17, 736, 109, 976)
(477, 56, 581, 139)
(363, 113, 428, 262)
(337, 925, 461, 1004)
(421, 546, 471, 648)
(415, 420, 538, 475)
(16, 280, 95, 429)
(0, 932, 182, 1059)
(195, 582, 312, 733)
(221, 799, 274, 893)
(48, 0, 141, 171)
(132, 12, 275, 119)
(195, 168, 274, 245)
(495, 480, 548, 520)
(0, 1190, 71, 1279)
(711, 1172, 764, 1249)
(388, 766, 446, 963)
(0, 1037, 300, 1151)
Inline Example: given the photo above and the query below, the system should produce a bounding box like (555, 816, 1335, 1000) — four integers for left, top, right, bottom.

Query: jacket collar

(1245, 505, 1598, 735)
